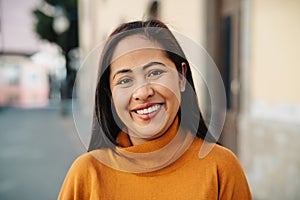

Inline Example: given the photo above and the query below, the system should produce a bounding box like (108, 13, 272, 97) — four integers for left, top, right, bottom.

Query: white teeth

(136, 104, 161, 115)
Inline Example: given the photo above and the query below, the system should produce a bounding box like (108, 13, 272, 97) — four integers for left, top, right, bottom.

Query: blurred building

(0, 0, 42, 55)
(0, 0, 65, 108)
(0, 55, 49, 108)
(78, 0, 300, 199)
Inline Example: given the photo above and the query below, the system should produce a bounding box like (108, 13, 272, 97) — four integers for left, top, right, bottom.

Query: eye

(148, 70, 164, 78)
(117, 78, 132, 85)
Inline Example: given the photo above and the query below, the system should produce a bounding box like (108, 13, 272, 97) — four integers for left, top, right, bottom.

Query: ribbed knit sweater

(58, 120, 252, 200)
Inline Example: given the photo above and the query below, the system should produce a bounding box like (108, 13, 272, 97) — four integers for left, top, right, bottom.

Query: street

(0, 107, 85, 200)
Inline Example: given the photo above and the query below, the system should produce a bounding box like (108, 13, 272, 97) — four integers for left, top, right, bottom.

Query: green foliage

(32, 0, 78, 52)
(32, 0, 79, 99)
(32, 9, 58, 43)
(43, 0, 77, 11)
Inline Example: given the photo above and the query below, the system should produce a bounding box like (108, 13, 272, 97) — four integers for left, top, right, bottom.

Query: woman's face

(109, 35, 186, 144)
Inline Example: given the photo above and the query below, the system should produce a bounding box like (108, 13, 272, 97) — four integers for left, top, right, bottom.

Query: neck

(129, 137, 147, 146)
(128, 117, 179, 146)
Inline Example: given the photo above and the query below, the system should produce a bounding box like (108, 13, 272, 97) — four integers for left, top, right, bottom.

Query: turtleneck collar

(116, 117, 179, 153)
(90, 116, 197, 173)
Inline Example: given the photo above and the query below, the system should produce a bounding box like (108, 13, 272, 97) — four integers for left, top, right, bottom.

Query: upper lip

(131, 102, 162, 111)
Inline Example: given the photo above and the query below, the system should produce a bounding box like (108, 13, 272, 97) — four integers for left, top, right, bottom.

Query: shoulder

(69, 152, 98, 171)
(60, 150, 113, 188)
(191, 138, 241, 167)
(200, 142, 246, 175)
(200, 141, 252, 199)
(58, 151, 104, 199)
(211, 144, 241, 167)
(66, 150, 108, 177)
(60, 152, 98, 187)
(191, 138, 241, 166)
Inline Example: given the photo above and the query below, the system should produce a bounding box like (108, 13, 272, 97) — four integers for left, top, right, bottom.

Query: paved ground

(0, 107, 86, 200)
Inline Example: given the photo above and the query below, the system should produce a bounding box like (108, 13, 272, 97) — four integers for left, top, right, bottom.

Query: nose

(132, 84, 154, 101)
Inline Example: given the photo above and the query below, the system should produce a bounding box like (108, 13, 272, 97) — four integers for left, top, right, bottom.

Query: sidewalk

(0, 107, 85, 200)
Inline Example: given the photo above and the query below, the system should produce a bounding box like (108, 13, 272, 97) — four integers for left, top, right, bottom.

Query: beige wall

(78, 0, 206, 58)
(251, 0, 300, 105)
(79, 0, 157, 56)
(161, 0, 206, 45)
(239, 0, 300, 199)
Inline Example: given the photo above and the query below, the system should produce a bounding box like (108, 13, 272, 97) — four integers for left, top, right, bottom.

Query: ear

(179, 62, 187, 92)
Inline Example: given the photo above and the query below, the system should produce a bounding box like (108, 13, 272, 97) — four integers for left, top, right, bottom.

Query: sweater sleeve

(58, 153, 100, 200)
(216, 147, 252, 200)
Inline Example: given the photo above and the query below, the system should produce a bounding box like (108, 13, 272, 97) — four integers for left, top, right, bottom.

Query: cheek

(112, 88, 132, 112)
(154, 78, 182, 102)
(155, 84, 181, 112)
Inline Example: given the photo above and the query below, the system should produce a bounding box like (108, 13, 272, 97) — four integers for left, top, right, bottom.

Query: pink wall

(0, 0, 41, 54)
(0, 56, 49, 108)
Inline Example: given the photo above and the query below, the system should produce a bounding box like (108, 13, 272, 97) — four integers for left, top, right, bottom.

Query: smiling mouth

(134, 104, 162, 115)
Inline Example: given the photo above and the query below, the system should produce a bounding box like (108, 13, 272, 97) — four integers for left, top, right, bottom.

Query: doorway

(206, 0, 241, 154)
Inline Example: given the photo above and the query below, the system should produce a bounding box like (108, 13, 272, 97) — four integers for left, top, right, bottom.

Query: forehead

(111, 35, 165, 63)
(110, 35, 173, 71)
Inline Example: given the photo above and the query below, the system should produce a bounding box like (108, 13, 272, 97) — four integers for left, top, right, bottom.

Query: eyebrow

(112, 61, 166, 80)
(142, 61, 166, 70)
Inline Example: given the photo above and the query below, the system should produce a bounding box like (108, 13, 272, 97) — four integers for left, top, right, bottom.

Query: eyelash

(147, 69, 164, 78)
(117, 78, 132, 85)
(116, 69, 165, 85)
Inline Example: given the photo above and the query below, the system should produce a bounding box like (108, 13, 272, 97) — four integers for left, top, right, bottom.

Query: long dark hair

(88, 19, 216, 151)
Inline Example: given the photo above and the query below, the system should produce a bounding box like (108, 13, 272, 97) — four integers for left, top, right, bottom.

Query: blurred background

(0, 0, 299, 199)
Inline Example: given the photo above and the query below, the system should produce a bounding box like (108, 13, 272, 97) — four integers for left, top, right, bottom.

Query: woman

(59, 19, 252, 199)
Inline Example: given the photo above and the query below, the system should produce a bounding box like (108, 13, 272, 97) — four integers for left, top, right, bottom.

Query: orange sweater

(58, 123, 252, 200)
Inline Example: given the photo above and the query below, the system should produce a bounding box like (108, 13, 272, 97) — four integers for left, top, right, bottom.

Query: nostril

(147, 93, 154, 98)
(132, 84, 155, 101)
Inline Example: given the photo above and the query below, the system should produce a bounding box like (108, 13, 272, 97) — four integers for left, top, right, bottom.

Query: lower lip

(135, 106, 162, 120)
